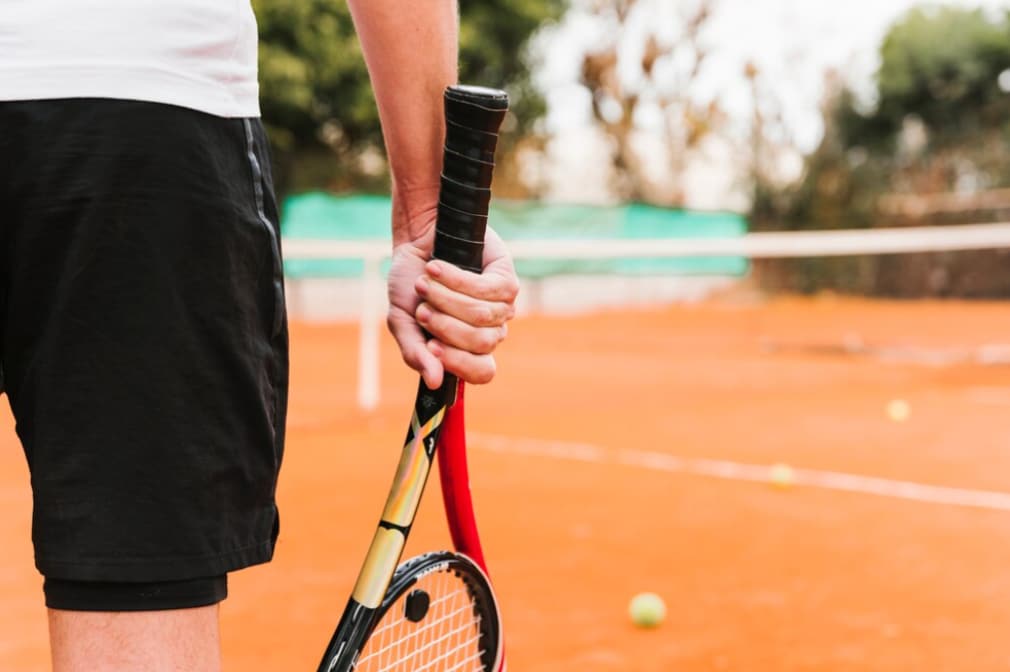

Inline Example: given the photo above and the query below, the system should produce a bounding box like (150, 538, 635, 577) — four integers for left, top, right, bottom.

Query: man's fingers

(389, 226, 514, 387)
(415, 274, 515, 327)
(416, 303, 507, 355)
(424, 259, 520, 304)
(387, 310, 444, 389)
(427, 341, 497, 385)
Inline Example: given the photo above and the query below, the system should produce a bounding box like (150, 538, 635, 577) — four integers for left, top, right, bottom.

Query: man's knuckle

(504, 276, 520, 301)
(474, 305, 494, 326)
(477, 330, 498, 354)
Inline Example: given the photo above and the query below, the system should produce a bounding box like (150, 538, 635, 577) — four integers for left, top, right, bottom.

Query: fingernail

(416, 277, 429, 296)
(416, 304, 431, 323)
(427, 261, 443, 277)
(427, 341, 444, 357)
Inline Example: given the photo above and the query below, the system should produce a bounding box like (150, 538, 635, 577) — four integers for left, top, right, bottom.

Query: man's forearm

(347, 0, 458, 244)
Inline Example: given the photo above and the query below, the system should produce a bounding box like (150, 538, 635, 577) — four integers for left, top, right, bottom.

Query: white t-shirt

(0, 1, 260, 118)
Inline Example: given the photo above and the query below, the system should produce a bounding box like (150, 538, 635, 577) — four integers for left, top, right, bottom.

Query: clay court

(3, 297, 1010, 670)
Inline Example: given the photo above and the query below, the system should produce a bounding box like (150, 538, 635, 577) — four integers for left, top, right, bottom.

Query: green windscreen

(282, 193, 748, 279)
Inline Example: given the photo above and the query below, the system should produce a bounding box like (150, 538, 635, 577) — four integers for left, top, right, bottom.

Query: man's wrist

(391, 182, 440, 245)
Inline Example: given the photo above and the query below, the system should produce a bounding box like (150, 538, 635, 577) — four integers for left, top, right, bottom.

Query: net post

(358, 253, 382, 411)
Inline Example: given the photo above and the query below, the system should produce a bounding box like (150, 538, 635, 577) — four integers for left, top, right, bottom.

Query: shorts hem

(36, 540, 275, 583)
(44, 575, 229, 612)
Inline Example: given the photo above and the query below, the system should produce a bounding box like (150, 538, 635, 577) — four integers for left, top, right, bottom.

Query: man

(0, 1, 518, 669)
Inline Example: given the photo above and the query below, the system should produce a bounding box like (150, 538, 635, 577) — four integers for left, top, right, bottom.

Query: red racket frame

(437, 381, 504, 669)
(438, 382, 487, 568)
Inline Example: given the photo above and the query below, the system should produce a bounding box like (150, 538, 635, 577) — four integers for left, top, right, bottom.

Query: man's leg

(1, 99, 288, 671)
(49, 607, 221, 672)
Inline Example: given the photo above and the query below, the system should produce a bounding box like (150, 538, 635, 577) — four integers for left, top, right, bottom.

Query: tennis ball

(886, 399, 911, 422)
(629, 592, 666, 628)
(769, 462, 795, 489)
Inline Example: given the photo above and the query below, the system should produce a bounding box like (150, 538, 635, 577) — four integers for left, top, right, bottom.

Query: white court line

(470, 433, 1010, 513)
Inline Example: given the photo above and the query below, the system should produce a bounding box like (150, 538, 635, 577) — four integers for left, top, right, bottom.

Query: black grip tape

(434, 231, 485, 273)
(436, 202, 488, 240)
(434, 85, 509, 270)
(445, 120, 499, 163)
(439, 173, 491, 214)
(440, 147, 496, 189)
(444, 85, 508, 132)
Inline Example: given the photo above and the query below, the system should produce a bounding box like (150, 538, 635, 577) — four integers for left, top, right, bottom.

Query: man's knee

(48, 602, 223, 672)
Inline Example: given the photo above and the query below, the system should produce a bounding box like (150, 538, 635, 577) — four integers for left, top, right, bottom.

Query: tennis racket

(317, 85, 509, 672)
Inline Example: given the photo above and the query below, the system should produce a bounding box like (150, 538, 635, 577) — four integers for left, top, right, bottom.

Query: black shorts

(0, 99, 288, 604)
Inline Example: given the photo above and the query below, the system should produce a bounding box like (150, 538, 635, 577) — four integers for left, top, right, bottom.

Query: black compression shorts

(0, 99, 289, 610)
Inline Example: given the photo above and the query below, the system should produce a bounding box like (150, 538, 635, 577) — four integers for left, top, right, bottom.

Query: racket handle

(434, 85, 509, 274)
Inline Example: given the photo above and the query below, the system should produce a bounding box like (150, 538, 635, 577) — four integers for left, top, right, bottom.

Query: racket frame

(316, 85, 508, 672)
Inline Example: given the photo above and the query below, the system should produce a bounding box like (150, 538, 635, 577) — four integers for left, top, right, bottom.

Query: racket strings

(366, 605, 481, 663)
(353, 568, 487, 671)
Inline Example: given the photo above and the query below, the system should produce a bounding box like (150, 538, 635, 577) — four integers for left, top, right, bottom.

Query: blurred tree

(873, 6, 1010, 141)
(754, 6, 1010, 297)
(579, 0, 723, 205)
(253, 0, 565, 197)
(838, 6, 1010, 193)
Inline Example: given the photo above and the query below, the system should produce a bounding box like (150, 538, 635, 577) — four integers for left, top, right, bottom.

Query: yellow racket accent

(350, 407, 445, 609)
(380, 408, 445, 526)
(351, 527, 406, 608)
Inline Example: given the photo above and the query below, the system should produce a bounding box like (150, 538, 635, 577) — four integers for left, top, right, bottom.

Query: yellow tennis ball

(629, 592, 666, 628)
(886, 399, 911, 422)
(769, 462, 795, 489)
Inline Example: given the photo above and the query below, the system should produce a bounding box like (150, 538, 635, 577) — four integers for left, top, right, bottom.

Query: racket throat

(430, 372, 460, 407)
(349, 380, 454, 608)
(351, 526, 407, 608)
(317, 598, 375, 672)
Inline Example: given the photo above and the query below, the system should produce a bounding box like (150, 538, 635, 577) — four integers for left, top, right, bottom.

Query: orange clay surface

(3, 297, 1010, 670)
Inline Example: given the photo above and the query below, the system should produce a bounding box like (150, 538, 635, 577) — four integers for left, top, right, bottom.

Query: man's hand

(387, 222, 518, 390)
(345, 0, 518, 387)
